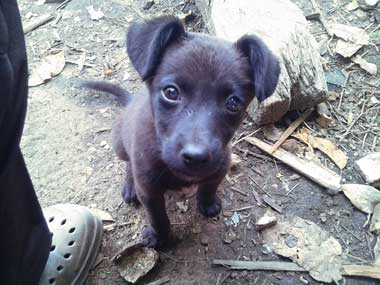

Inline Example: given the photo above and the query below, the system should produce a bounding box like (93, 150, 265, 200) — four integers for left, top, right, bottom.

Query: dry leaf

(89, 208, 114, 222)
(262, 215, 343, 283)
(293, 128, 348, 169)
(342, 184, 380, 214)
(351, 55, 377, 75)
(29, 50, 65, 87)
(330, 23, 369, 58)
(330, 23, 369, 44)
(263, 124, 284, 142)
(114, 243, 159, 284)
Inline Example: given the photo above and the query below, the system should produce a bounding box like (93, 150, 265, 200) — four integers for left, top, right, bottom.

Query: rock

(200, 234, 209, 246)
(255, 211, 277, 230)
(195, 0, 327, 125)
(357, 0, 379, 10)
(320, 213, 327, 223)
(355, 152, 380, 186)
(342, 184, 380, 214)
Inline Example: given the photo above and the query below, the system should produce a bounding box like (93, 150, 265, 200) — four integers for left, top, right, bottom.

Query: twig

(146, 276, 170, 285)
(24, 14, 55, 34)
(229, 206, 253, 212)
(270, 109, 313, 153)
(310, 0, 334, 37)
(232, 128, 262, 147)
(339, 99, 367, 141)
(231, 187, 248, 197)
(213, 260, 380, 280)
(213, 260, 306, 271)
(56, 0, 72, 10)
(338, 72, 351, 110)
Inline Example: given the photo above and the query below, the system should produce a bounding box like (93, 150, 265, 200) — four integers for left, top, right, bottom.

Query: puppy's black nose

(181, 144, 211, 166)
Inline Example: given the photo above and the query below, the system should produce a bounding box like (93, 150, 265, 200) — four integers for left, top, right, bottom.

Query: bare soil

(19, 0, 379, 284)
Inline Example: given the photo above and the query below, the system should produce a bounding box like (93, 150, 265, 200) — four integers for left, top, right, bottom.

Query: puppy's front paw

(198, 196, 221, 218)
(122, 183, 139, 205)
(142, 227, 167, 249)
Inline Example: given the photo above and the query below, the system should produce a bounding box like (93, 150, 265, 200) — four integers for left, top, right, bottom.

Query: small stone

(262, 244, 273, 255)
(284, 234, 298, 248)
(355, 152, 380, 186)
(142, 0, 154, 10)
(231, 212, 240, 226)
(176, 201, 189, 213)
(200, 234, 209, 246)
(223, 230, 237, 244)
(320, 213, 327, 223)
(288, 174, 300, 181)
(230, 153, 241, 170)
(230, 272, 238, 278)
(255, 211, 277, 230)
(100, 140, 107, 147)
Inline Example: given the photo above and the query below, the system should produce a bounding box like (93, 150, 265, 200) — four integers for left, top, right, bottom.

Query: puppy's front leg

(197, 181, 222, 218)
(138, 190, 170, 248)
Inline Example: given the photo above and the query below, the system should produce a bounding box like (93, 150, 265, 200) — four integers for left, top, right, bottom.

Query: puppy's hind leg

(122, 161, 139, 205)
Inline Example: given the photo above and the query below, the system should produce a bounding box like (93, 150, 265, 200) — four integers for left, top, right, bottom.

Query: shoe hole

(68, 240, 75, 246)
(68, 227, 75, 233)
(49, 217, 54, 223)
(61, 219, 67, 225)
(50, 245, 56, 252)
(64, 253, 71, 259)
(57, 265, 64, 272)
(48, 278, 55, 284)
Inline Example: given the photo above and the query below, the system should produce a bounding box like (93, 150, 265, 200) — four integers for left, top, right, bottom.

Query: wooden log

(24, 14, 55, 34)
(196, 0, 328, 125)
(244, 137, 342, 191)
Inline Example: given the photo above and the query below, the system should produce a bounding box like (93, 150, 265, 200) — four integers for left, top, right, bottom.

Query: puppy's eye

(225, 96, 242, 113)
(162, 85, 180, 102)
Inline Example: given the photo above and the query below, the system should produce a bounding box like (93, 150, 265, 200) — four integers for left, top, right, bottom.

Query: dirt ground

(19, 0, 379, 284)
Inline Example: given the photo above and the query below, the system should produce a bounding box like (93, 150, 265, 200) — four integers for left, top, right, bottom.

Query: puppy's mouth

(166, 160, 223, 183)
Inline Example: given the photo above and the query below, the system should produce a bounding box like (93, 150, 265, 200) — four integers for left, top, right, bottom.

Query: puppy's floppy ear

(236, 35, 280, 102)
(126, 16, 185, 80)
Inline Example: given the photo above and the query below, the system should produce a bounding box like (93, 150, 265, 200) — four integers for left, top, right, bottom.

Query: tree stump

(196, 0, 328, 125)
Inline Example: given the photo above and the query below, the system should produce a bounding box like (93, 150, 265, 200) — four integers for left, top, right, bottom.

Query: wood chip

(270, 109, 313, 153)
(245, 137, 342, 191)
(370, 203, 380, 233)
(212, 260, 306, 271)
(23, 14, 55, 34)
(255, 211, 277, 230)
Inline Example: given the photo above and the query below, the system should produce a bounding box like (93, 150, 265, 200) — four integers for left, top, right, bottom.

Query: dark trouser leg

(0, 1, 51, 284)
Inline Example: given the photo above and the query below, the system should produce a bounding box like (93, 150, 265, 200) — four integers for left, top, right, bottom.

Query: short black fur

(83, 16, 280, 249)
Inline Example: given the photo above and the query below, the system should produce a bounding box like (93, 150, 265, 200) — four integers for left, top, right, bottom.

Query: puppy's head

(127, 16, 280, 180)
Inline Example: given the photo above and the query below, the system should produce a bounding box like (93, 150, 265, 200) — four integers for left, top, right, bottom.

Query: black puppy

(84, 16, 280, 248)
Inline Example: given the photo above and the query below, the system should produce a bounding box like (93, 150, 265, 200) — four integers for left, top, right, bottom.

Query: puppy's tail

(81, 81, 131, 106)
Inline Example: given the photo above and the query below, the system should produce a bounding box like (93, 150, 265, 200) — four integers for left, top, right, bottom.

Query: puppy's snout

(181, 144, 211, 167)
